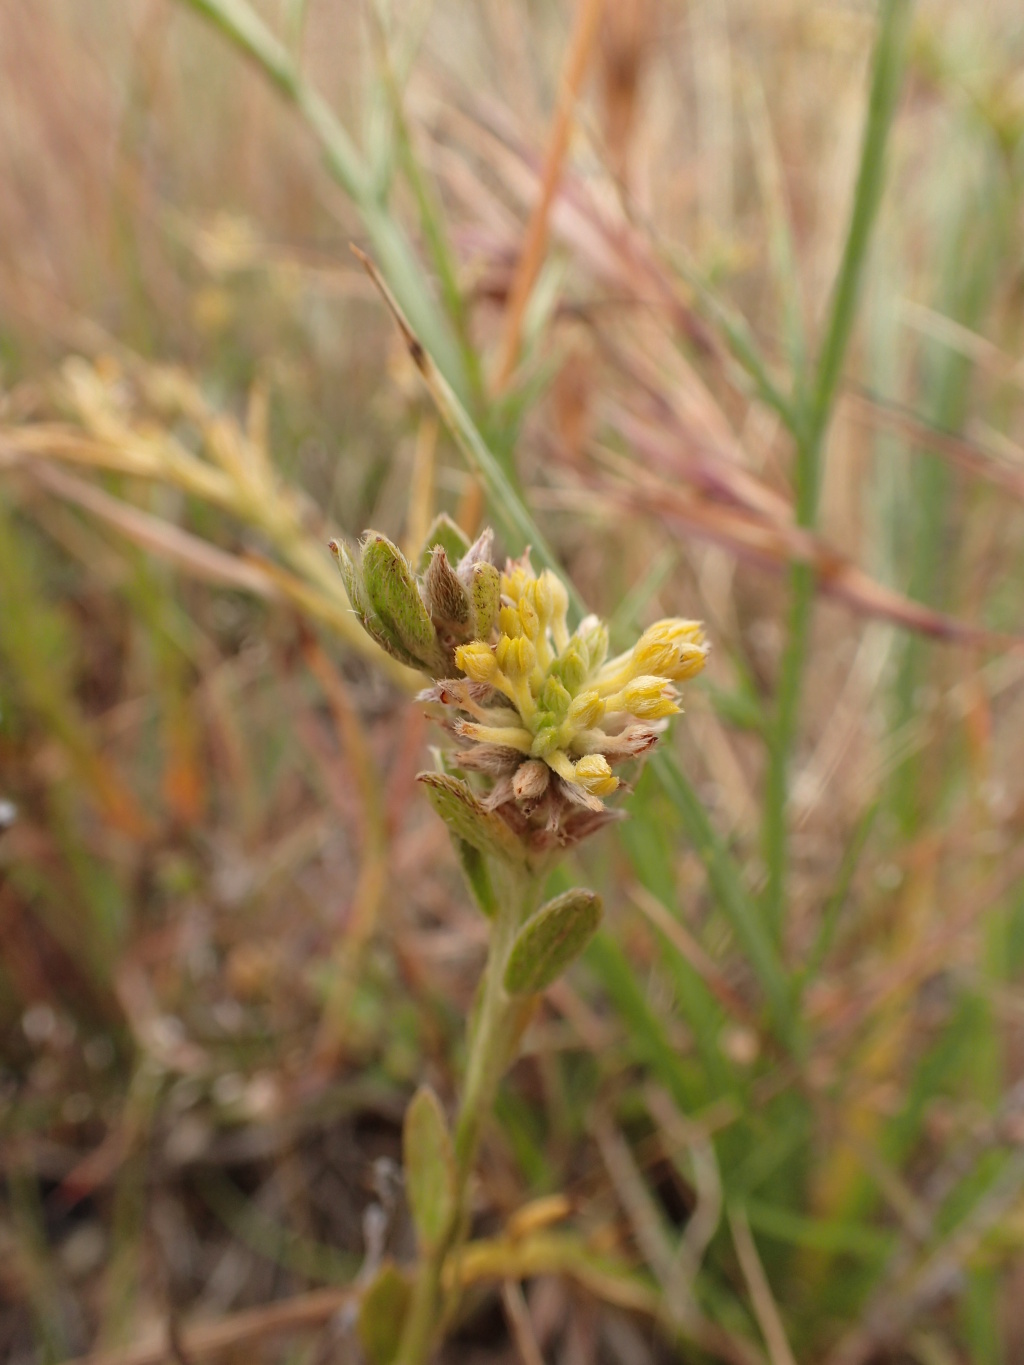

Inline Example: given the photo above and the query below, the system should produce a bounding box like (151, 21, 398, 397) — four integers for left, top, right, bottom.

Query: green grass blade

(763, 0, 914, 936)
(651, 749, 795, 1047)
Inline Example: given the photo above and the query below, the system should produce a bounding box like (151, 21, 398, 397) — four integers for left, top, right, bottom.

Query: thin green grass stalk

(7, 1166, 70, 1363)
(663, 242, 797, 428)
(370, 13, 487, 410)
(890, 157, 1010, 829)
(651, 748, 795, 1044)
(800, 798, 880, 988)
(351, 249, 576, 604)
(178, 0, 469, 400)
(762, 0, 914, 939)
(744, 71, 808, 383)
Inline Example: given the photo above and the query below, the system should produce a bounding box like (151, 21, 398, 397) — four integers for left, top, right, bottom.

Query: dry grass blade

(592, 455, 1019, 648)
(643, 1087, 723, 1285)
(500, 1280, 547, 1365)
(23, 462, 281, 599)
(849, 389, 1024, 502)
(57, 1288, 355, 1365)
(301, 632, 391, 1071)
(727, 1207, 798, 1365)
(825, 1150, 1024, 1365)
(493, 0, 605, 391)
(593, 1112, 765, 1365)
(629, 883, 762, 1032)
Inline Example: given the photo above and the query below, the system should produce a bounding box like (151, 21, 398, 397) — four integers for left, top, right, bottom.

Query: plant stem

(394, 868, 542, 1365)
(762, 0, 913, 940)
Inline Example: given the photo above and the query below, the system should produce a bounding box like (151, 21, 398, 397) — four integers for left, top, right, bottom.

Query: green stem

(395, 868, 542, 1365)
(762, 0, 913, 939)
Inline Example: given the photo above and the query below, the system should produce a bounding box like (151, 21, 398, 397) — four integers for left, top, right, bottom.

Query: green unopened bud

(423, 545, 470, 627)
(530, 720, 561, 757)
(553, 647, 587, 693)
(541, 676, 572, 720)
(577, 616, 609, 673)
(469, 562, 501, 640)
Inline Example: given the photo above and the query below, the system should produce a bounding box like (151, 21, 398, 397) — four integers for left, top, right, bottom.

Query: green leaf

(403, 1085, 456, 1250)
(357, 1260, 412, 1365)
(330, 538, 424, 668)
(418, 773, 525, 864)
(504, 889, 602, 995)
(361, 532, 440, 669)
(453, 838, 498, 917)
(416, 511, 471, 572)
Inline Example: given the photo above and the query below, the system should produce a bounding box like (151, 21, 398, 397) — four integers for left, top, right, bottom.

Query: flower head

(435, 550, 707, 849)
(333, 523, 707, 853)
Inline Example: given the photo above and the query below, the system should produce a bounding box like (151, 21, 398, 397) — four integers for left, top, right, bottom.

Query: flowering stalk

(331, 519, 706, 1363)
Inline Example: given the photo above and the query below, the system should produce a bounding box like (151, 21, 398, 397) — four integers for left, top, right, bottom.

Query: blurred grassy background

(2, 1, 1024, 1362)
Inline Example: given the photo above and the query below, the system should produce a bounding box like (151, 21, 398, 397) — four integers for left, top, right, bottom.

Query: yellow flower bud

(455, 641, 498, 683)
(518, 591, 540, 640)
(662, 640, 708, 682)
(496, 634, 536, 681)
(633, 619, 708, 681)
(534, 570, 569, 641)
(501, 564, 530, 601)
(615, 676, 680, 720)
(574, 754, 619, 796)
(499, 604, 523, 638)
(567, 689, 604, 730)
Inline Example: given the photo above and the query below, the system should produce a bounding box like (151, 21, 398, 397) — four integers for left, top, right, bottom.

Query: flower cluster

(332, 520, 707, 849)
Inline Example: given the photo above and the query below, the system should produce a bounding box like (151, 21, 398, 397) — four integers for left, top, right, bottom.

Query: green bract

(329, 513, 501, 677)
